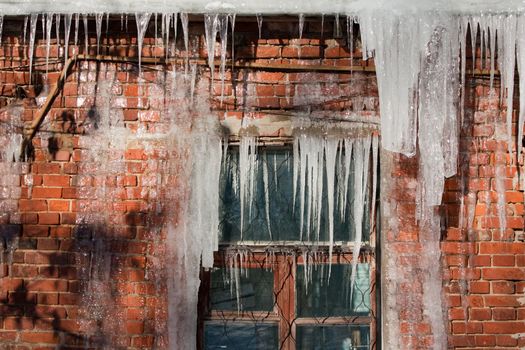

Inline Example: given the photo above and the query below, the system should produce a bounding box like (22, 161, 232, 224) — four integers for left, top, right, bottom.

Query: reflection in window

(296, 324, 370, 350)
(219, 148, 370, 244)
(204, 322, 279, 350)
(210, 267, 274, 312)
(296, 263, 370, 317)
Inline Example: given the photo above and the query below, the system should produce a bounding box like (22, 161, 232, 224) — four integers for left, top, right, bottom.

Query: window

(199, 140, 378, 350)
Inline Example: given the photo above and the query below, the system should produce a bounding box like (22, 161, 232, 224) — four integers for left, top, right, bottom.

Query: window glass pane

(296, 324, 370, 350)
(296, 263, 370, 317)
(219, 149, 370, 244)
(210, 267, 274, 311)
(204, 322, 278, 350)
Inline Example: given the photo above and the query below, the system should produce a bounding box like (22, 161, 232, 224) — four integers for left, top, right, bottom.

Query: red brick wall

(0, 15, 523, 349)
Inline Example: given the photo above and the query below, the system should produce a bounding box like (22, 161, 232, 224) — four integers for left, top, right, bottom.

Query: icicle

(55, 14, 61, 56)
(229, 14, 236, 72)
(41, 12, 45, 41)
(460, 17, 468, 126)
(256, 14, 263, 40)
(298, 13, 305, 39)
(105, 13, 109, 37)
(120, 14, 124, 31)
(74, 14, 79, 54)
(517, 16, 525, 159)
(470, 18, 478, 71)
(189, 63, 197, 104)
(358, 14, 423, 155)
(95, 13, 104, 55)
(135, 13, 152, 74)
(262, 151, 273, 239)
(346, 15, 354, 64)
(293, 137, 299, 206)
(273, 153, 278, 187)
(218, 15, 229, 106)
(324, 138, 339, 277)
(45, 13, 53, 74)
(321, 14, 325, 38)
(64, 14, 72, 61)
(23, 16, 28, 45)
(180, 13, 189, 72)
(350, 136, 371, 301)
(334, 13, 341, 37)
(340, 138, 353, 218)
(172, 13, 178, 60)
(501, 15, 517, 157)
(83, 14, 89, 54)
(204, 14, 218, 85)
(0, 16, 3, 45)
(125, 14, 128, 32)
(489, 22, 497, 89)
(239, 136, 258, 238)
(154, 13, 158, 58)
(163, 13, 171, 59)
(370, 136, 379, 229)
(28, 14, 38, 82)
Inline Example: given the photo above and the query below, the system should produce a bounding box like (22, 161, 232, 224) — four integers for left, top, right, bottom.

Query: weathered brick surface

(0, 15, 522, 349)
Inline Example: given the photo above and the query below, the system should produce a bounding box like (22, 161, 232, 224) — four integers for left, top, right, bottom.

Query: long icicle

(350, 136, 371, 302)
(95, 13, 104, 55)
(135, 13, 152, 74)
(64, 14, 72, 61)
(518, 16, 525, 161)
(204, 14, 219, 86)
(28, 14, 38, 83)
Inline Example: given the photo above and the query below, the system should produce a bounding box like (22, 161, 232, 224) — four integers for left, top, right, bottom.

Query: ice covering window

(201, 140, 378, 350)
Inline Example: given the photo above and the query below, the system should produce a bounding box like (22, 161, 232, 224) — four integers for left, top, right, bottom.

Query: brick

(20, 213, 38, 224)
(20, 331, 59, 343)
(37, 293, 59, 305)
(34, 163, 61, 174)
(24, 225, 50, 237)
(469, 281, 490, 294)
(38, 213, 60, 225)
(493, 308, 516, 320)
(441, 242, 477, 254)
(483, 268, 525, 280)
(474, 335, 496, 347)
(3, 316, 34, 330)
(0, 331, 17, 341)
(48, 200, 70, 211)
(42, 175, 70, 187)
(19, 200, 48, 211)
(125, 149, 146, 160)
(255, 45, 281, 58)
(496, 335, 518, 347)
(484, 295, 521, 307)
(53, 150, 71, 161)
(483, 321, 525, 334)
(491, 281, 516, 294)
(31, 187, 62, 199)
(58, 293, 79, 305)
(37, 238, 60, 250)
(469, 308, 491, 320)
(479, 242, 524, 254)
(25, 280, 68, 292)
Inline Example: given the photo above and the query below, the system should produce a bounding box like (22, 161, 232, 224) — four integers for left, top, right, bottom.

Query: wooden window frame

(199, 248, 378, 350)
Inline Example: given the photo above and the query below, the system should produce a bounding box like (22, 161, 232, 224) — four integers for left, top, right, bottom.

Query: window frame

(198, 141, 380, 350)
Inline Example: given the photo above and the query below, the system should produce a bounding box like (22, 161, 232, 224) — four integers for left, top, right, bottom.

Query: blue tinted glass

(210, 267, 274, 311)
(219, 149, 370, 243)
(204, 322, 278, 350)
(296, 264, 370, 317)
(296, 324, 370, 350)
